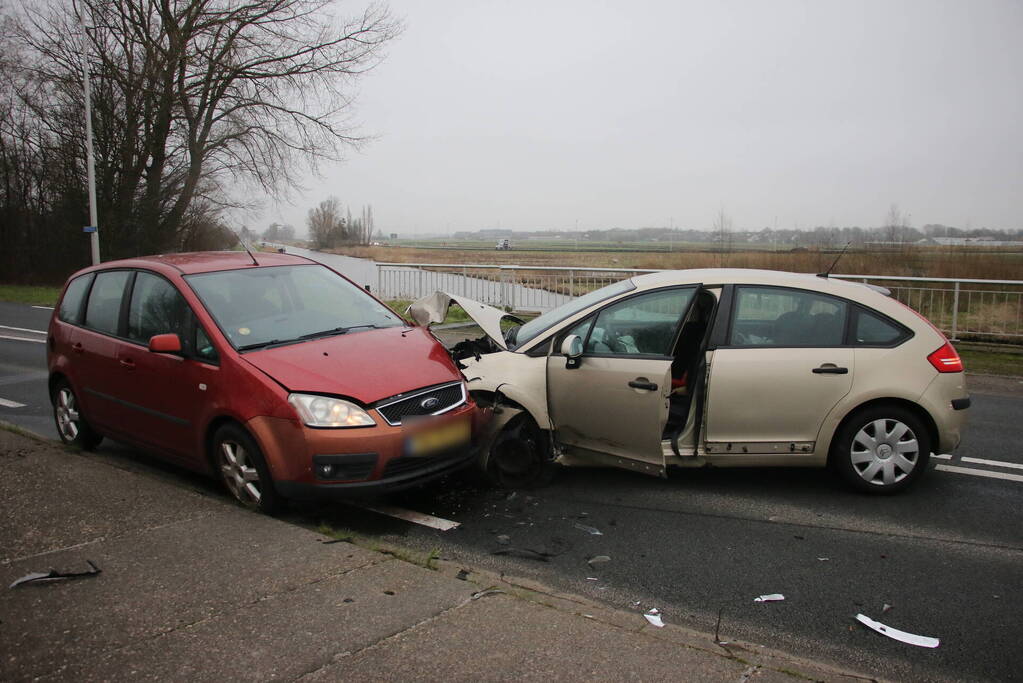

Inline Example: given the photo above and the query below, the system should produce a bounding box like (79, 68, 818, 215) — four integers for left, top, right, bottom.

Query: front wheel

(212, 423, 282, 514)
(52, 379, 103, 450)
(831, 405, 931, 494)
(482, 413, 555, 489)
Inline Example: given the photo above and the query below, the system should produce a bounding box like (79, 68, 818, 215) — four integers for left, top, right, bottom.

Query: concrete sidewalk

(0, 429, 866, 682)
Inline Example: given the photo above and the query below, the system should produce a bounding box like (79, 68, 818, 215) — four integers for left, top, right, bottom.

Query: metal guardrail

(376, 263, 1023, 341)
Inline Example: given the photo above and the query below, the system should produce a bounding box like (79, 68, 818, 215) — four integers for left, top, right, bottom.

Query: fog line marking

(961, 456, 1023, 471)
(358, 503, 460, 531)
(31, 306, 54, 310)
(0, 324, 46, 334)
(936, 464, 1023, 483)
(0, 335, 46, 344)
(0, 398, 26, 408)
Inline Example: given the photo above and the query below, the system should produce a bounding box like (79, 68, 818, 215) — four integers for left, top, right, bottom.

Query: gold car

(411, 269, 969, 494)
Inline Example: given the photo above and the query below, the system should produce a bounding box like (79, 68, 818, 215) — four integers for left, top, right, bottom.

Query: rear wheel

(832, 405, 930, 494)
(212, 423, 282, 514)
(52, 379, 103, 450)
(483, 414, 555, 489)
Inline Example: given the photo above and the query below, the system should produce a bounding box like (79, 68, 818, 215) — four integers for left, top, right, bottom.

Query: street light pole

(80, 16, 100, 265)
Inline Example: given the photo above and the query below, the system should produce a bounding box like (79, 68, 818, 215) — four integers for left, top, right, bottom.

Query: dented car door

(546, 286, 701, 475)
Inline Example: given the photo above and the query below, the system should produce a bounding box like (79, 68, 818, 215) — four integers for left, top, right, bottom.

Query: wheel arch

(202, 415, 249, 475)
(826, 397, 939, 464)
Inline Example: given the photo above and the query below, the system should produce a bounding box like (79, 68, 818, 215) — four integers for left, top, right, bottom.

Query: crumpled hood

(241, 326, 462, 404)
(407, 291, 520, 350)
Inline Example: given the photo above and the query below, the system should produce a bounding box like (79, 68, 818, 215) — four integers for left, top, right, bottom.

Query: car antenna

(231, 229, 260, 266)
(817, 242, 851, 279)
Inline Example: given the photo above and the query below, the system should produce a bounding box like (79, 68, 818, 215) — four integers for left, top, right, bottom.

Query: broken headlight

(288, 394, 376, 428)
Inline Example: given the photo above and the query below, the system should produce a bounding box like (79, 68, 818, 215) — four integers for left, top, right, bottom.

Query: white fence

(376, 263, 1023, 341)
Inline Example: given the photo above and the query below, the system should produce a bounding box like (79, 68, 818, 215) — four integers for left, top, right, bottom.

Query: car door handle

(812, 364, 848, 374)
(119, 358, 136, 370)
(628, 379, 658, 391)
(71, 342, 84, 354)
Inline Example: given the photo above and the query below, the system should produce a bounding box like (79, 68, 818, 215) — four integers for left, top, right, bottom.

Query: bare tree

(883, 204, 910, 248)
(307, 196, 345, 249)
(713, 205, 732, 265)
(15, 0, 400, 259)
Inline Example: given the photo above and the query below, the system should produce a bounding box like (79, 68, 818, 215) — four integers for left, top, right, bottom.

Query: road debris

(455, 569, 470, 581)
(587, 555, 611, 566)
(9, 560, 101, 588)
(574, 523, 603, 536)
(882, 603, 892, 613)
(495, 534, 511, 545)
(855, 613, 939, 648)
(492, 547, 552, 562)
(817, 557, 830, 561)
(470, 588, 505, 600)
(644, 608, 665, 628)
(754, 594, 785, 603)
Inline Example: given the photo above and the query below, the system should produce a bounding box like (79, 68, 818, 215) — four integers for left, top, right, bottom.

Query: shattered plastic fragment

(754, 594, 785, 603)
(817, 557, 830, 562)
(587, 555, 611, 566)
(586, 577, 599, 581)
(644, 610, 665, 628)
(855, 614, 939, 648)
(574, 523, 604, 536)
(492, 547, 552, 562)
(495, 535, 511, 545)
(882, 603, 892, 613)
(9, 560, 102, 588)
(470, 588, 505, 600)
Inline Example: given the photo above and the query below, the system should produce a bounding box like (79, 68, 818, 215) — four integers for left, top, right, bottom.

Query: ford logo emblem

(420, 397, 440, 411)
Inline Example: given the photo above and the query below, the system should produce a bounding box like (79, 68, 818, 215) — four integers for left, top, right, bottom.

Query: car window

(510, 279, 636, 349)
(58, 273, 94, 325)
(194, 323, 219, 362)
(585, 288, 694, 356)
(854, 308, 908, 346)
(84, 271, 131, 335)
(127, 272, 190, 344)
(186, 264, 402, 350)
(730, 286, 847, 347)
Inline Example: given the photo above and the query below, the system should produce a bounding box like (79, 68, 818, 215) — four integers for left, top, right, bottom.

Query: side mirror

(149, 333, 182, 354)
(561, 334, 583, 369)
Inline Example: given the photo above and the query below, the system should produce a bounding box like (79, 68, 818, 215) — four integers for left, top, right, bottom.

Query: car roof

(79, 251, 315, 276)
(630, 268, 880, 301)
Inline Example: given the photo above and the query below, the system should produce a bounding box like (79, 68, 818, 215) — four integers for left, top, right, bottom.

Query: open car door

(546, 285, 703, 477)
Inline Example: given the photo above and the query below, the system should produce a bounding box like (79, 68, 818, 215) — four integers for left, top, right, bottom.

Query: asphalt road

(2, 301, 1021, 681)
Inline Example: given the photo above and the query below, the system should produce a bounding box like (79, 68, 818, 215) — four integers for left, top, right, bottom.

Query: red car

(48, 251, 483, 513)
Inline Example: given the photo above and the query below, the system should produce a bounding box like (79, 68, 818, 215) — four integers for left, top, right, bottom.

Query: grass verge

(0, 284, 61, 307)
(960, 349, 1022, 377)
(316, 522, 442, 570)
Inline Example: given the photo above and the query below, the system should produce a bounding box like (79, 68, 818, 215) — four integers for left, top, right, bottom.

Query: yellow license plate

(405, 418, 471, 456)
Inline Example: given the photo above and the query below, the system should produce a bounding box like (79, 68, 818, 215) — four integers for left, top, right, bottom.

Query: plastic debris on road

(644, 608, 665, 627)
(855, 613, 939, 648)
(754, 594, 785, 602)
(470, 588, 505, 600)
(9, 560, 101, 588)
(492, 547, 553, 562)
(574, 523, 603, 536)
(587, 555, 611, 566)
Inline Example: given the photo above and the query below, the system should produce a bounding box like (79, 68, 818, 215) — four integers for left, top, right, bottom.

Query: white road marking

(0, 398, 26, 408)
(358, 503, 460, 531)
(961, 456, 1023, 471)
(936, 464, 1023, 483)
(0, 334, 46, 344)
(32, 305, 54, 310)
(0, 324, 46, 334)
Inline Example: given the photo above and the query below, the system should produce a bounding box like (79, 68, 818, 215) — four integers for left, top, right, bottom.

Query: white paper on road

(855, 614, 940, 648)
(754, 594, 785, 602)
(644, 610, 665, 627)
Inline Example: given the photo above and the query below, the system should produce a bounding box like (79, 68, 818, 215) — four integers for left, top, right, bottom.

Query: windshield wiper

(237, 338, 301, 351)
(298, 324, 382, 340)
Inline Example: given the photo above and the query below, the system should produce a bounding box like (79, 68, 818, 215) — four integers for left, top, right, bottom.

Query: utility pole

(80, 14, 100, 265)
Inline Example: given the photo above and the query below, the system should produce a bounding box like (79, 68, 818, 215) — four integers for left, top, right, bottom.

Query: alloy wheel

(218, 440, 263, 506)
(55, 387, 80, 441)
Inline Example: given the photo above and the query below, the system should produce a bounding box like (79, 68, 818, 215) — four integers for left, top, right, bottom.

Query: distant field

(335, 243, 1023, 281)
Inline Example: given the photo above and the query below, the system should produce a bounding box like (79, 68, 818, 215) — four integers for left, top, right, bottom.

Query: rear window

(58, 273, 94, 325)
(84, 271, 131, 335)
(854, 308, 910, 346)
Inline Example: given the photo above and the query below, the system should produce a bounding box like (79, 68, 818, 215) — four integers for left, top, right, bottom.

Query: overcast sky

(267, 0, 1023, 235)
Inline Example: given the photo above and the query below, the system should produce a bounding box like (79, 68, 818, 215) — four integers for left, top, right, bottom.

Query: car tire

(831, 405, 931, 494)
(212, 423, 283, 514)
(483, 413, 556, 489)
(52, 379, 103, 450)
